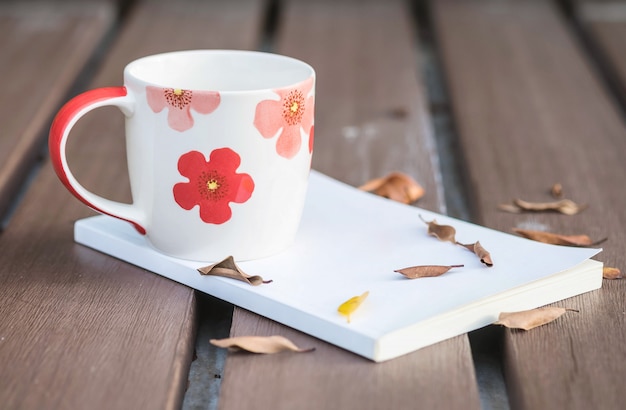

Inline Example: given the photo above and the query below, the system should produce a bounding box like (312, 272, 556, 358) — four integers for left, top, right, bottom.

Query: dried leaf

(358, 172, 424, 204)
(512, 228, 606, 247)
(395, 264, 464, 279)
(551, 183, 563, 198)
(198, 256, 272, 286)
(419, 215, 457, 243)
(501, 198, 587, 215)
(603, 267, 623, 280)
(457, 241, 493, 267)
(494, 307, 578, 331)
(210, 335, 315, 354)
(498, 203, 523, 213)
(337, 291, 369, 323)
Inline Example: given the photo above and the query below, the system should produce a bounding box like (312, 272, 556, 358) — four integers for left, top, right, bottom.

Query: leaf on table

(499, 198, 586, 215)
(198, 255, 272, 286)
(419, 215, 457, 243)
(210, 335, 315, 354)
(603, 267, 623, 280)
(457, 241, 493, 267)
(394, 264, 464, 279)
(550, 183, 563, 198)
(494, 307, 578, 331)
(358, 172, 424, 204)
(337, 291, 369, 323)
(512, 228, 606, 247)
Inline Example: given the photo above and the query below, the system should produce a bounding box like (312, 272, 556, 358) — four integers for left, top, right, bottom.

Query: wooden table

(1, 0, 624, 409)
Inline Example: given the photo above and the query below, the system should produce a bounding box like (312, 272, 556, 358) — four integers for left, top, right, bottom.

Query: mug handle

(49, 86, 146, 234)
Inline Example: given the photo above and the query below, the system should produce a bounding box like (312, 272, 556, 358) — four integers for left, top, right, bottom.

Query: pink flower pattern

(146, 86, 220, 132)
(173, 149, 254, 224)
(253, 77, 314, 159)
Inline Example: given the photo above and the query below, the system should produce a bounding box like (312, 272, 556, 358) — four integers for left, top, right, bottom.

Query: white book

(75, 171, 602, 362)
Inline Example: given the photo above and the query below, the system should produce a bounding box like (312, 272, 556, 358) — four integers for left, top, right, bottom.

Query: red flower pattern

(253, 77, 314, 159)
(146, 86, 220, 132)
(173, 149, 254, 224)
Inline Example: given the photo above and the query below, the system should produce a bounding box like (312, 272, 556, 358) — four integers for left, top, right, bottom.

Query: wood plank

(576, 0, 626, 102)
(0, 1, 113, 225)
(218, 1, 481, 409)
(433, 1, 626, 409)
(0, 0, 265, 409)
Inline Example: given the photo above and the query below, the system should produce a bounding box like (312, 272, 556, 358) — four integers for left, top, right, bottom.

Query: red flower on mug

(146, 86, 220, 132)
(173, 149, 254, 224)
(253, 77, 314, 159)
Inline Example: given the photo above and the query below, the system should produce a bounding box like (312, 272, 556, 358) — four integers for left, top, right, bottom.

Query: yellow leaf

(494, 307, 578, 331)
(210, 335, 315, 354)
(337, 291, 369, 323)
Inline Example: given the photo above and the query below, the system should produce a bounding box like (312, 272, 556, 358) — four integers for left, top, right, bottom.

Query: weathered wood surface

(0, 1, 112, 225)
(433, 0, 626, 409)
(577, 0, 626, 102)
(218, 1, 481, 410)
(0, 0, 264, 409)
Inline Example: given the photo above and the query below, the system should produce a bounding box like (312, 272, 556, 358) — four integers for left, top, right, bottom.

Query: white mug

(49, 50, 315, 261)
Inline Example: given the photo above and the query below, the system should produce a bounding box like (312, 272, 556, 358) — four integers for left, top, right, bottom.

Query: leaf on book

(603, 267, 623, 280)
(337, 291, 369, 323)
(198, 255, 272, 286)
(512, 228, 606, 247)
(550, 183, 563, 198)
(210, 335, 315, 354)
(494, 307, 578, 331)
(419, 215, 457, 244)
(456, 241, 493, 267)
(499, 198, 586, 215)
(358, 172, 424, 204)
(394, 264, 464, 279)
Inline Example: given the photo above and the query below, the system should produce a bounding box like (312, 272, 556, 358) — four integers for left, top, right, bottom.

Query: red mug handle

(49, 86, 146, 234)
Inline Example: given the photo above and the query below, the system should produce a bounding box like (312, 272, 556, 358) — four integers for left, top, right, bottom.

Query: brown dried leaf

(198, 256, 272, 286)
(512, 228, 606, 247)
(551, 183, 563, 198)
(498, 203, 523, 213)
(603, 267, 623, 280)
(419, 215, 457, 243)
(358, 172, 424, 204)
(511, 198, 587, 215)
(457, 241, 493, 267)
(394, 264, 464, 279)
(210, 335, 315, 354)
(494, 307, 578, 331)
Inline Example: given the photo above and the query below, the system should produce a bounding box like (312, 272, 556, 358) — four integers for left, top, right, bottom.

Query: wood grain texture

(577, 0, 626, 101)
(218, 1, 481, 409)
(0, 0, 265, 409)
(0, 1, 113, 225)
(433, 1, 626, 409)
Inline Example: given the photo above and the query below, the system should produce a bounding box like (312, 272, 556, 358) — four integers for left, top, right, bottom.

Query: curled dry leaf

(419, 215, 457, 244)
(457, 241, 493, 267)
(210, 335, 315, 354)
(395, 264, 464, 279)
(337, 291, 369, 323)
(494, 307, 578, 331)
(198, 255, 272, 286)
(358, 172, 424, 204)
(499, 198, 587, 215)
(603, 267, 623, 280)
(512, 228, 606, 247)
(551, 183, 563, 198)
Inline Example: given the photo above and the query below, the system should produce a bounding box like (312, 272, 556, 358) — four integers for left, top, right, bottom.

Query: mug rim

(124, 49, 315, 93)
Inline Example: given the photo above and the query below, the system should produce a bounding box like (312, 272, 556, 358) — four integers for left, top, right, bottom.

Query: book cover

(74, 171, 602, 362)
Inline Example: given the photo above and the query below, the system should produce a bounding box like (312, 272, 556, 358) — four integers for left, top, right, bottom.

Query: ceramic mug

(49, 50, 315, 261)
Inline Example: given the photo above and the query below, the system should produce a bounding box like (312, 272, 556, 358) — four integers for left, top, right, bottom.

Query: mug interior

(125, 50, 314, 91)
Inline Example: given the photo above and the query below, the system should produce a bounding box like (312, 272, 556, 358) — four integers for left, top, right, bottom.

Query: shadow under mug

(49, 50, 315, 262)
